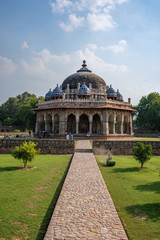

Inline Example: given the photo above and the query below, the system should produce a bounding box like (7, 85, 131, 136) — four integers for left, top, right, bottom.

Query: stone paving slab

(44, 140, 128, 240)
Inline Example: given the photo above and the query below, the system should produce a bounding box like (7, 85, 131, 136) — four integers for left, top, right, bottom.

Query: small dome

(106, 85, 117, 97)
(45, 89, 53, 101)
(78, 83, 91, 95)
(116, 89, 123, 101)
(53, 85, 63, 97)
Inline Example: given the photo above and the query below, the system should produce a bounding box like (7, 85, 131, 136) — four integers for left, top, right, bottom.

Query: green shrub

(132, 142, 152, 168)
(12, 141, 40, 168)
(107, 160, 116, 166)
(14, 129, 20, 132)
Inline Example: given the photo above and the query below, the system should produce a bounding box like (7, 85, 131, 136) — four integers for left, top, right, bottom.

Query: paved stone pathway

(44, 140, 128, 240)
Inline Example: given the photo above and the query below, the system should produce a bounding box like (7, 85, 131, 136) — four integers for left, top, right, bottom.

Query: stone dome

(62, 60, 107, 90)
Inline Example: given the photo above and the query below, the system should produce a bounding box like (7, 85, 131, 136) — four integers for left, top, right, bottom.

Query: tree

(11, 141, 40, 168)
(132, 142, 152, 168)
(3, 117, 15, 126)
(17, 97, 38, 130)
(0, 92, 42, 130)
(134, 92, 160, 132)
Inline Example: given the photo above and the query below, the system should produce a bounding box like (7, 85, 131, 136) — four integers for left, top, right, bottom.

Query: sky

(0, 0, 160, 105)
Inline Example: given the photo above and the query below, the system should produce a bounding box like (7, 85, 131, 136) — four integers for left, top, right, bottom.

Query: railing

(39, 98, 130, 107)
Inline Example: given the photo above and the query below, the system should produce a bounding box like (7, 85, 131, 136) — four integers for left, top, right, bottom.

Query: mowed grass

(0, 154, 71, 240)
(96, 155, 160, 240)
(133, 138, 160, 141)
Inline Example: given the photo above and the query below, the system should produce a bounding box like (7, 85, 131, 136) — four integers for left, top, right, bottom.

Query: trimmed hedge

(107, 160, 116, 166)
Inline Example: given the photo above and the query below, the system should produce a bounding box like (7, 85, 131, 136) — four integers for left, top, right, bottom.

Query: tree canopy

(134, 92, 160, 132)
(12, 141, 40, 168)
(0, 92, 43, 130)
(132, 142, 152, 168)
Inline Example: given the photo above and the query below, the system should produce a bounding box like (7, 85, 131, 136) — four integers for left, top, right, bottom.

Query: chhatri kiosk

(35, 60, 134, 139)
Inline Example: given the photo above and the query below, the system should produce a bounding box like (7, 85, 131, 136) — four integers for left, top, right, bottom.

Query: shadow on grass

(135, 181, 160, 194)
(126, 203, 160, 222)
(112, 167, 140, 173)
(98, 162, 107, 167)
(36, 156, 72, 240)
(0, 166, 24, 172)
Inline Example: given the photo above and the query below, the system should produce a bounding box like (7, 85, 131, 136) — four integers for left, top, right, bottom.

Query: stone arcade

(35, 60, 134, 138)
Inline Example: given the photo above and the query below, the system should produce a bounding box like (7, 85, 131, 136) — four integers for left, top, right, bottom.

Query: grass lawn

(0, 154, 71, 240)
(96, 155, 160, 240)
(132, 138, 160, 141)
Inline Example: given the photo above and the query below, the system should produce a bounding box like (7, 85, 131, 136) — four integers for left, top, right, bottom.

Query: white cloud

(49, 0, 128, 31)
(116, 0, 128, 4)
(49, 0, 72, 13)
(87, 13, 116, 31)
(60, 14, 84, 32)
(21, 41, 29, 49)
(0, 45, 129, 104)
(73, 47, 128, 73)
(87, 44, 97, 50)
(101, 40, 127, 53)
(0, 56, 17, 77)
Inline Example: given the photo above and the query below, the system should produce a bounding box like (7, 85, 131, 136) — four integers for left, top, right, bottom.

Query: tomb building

(35, 60, 134, 138)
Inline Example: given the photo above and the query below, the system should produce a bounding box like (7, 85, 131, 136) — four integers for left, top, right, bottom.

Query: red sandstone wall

(0, 139, 75, 154)
(93, 140, 160, 155)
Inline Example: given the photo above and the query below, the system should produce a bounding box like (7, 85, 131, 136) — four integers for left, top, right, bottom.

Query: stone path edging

(44, 140, 128, 240)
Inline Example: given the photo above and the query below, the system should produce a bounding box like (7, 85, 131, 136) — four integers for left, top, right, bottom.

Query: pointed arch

(39, 114, 45, 132)
(67, 114, 76, 134)
(46, 113, 52, 132)
(92, 114, 101, 134)
(123, 115, 129, 134)
(79, 114, 89, 134)
(115, 115, 122, 134)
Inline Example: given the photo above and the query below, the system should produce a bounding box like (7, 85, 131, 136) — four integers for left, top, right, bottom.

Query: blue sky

(0, 0, 160, 105)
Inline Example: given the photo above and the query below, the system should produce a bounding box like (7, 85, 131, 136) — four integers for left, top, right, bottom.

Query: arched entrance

(79, 114, 89, 134)
(46, 114, 52, 132)
(39, 115, 45, 132)
(123, 116, 129, 134)
(54, 114, 59, 134)
(115, 115, 121, 134)
(67, 114, 76, 134)
(92, 114, 101, 134)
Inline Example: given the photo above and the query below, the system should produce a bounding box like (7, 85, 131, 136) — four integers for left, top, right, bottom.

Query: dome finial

(82, 60, 87, 68)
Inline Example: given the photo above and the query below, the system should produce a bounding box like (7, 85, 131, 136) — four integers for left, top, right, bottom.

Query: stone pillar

(35, 121, 39, 135)
(106, 120, 109, 135)
(102, 112, 109, 135)
(129, 115, 133, 135)
(44, 113, 47, 131)
(113, 113, 116, 134)
(59, 110, 67, 135)
(120, 114, 124, 134)
(76, 122, 79, 134)
(52, 113, 54, 133)
(35, 114, 39, 134)
(89, 115, 92, 134)
(76, 115, 79, 134)
(89, 122, 92, 134)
